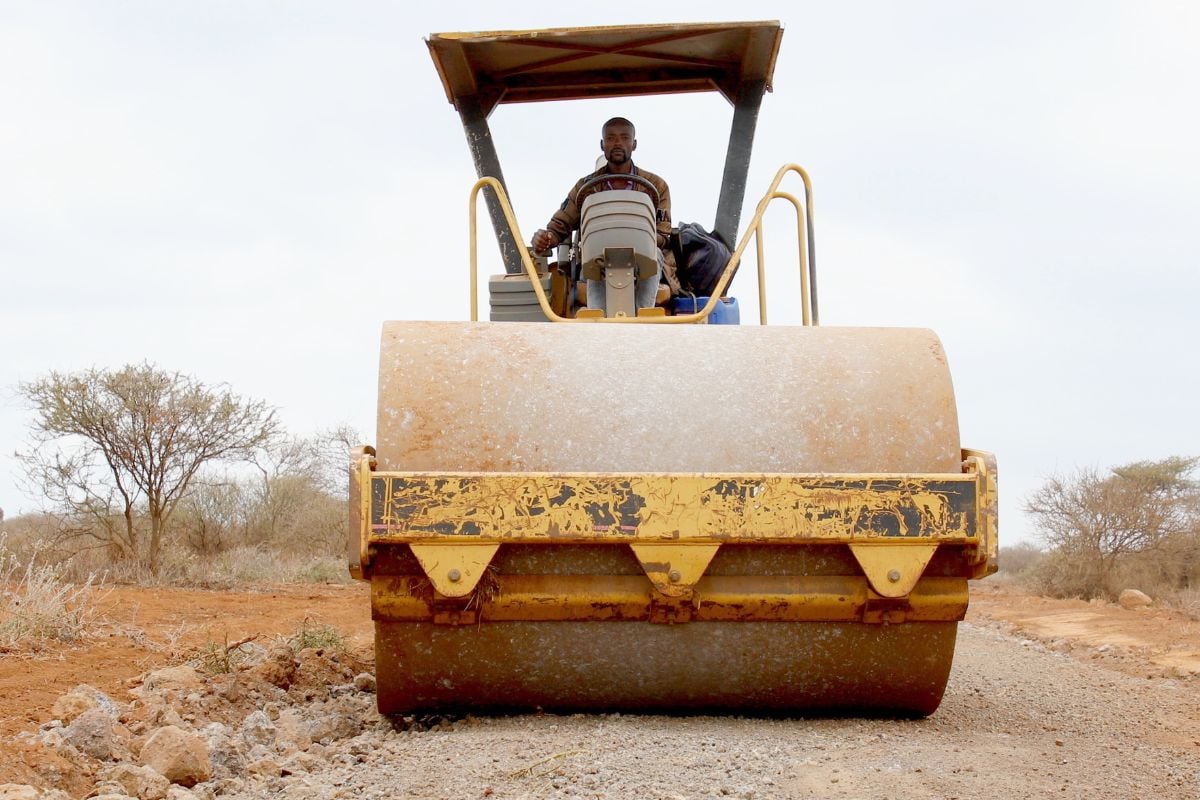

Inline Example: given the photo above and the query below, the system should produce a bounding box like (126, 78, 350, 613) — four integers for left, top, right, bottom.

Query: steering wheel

(577, 173, 661, 206)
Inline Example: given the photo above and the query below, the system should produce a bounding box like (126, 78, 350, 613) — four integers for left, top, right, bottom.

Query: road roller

(348, 21, 998, 717)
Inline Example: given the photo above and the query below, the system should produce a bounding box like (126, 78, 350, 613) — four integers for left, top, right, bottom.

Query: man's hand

(531, 229, 559, 254)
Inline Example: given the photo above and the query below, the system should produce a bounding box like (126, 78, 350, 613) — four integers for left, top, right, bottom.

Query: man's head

(600, 117, 636, 169)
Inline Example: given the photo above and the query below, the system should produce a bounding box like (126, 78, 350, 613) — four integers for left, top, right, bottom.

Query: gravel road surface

(218, 619, 1200, 800)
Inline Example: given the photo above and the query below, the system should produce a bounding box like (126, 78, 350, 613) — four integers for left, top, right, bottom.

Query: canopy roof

(427, 21, 783, 117)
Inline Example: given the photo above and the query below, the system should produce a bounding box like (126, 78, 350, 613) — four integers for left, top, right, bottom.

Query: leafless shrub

(997, 541, 1046, 578)
(191, 633, 260, 675)
(1168, 586, 1200, 619)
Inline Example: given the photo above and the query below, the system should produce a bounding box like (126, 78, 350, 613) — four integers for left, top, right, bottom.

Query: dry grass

(191, 633, 261, 675)
(1160, 585, 1200, 620)
(59, 545, 353, 590)
(162, 546, 351, 588)
(0, 534, 101, 650)
(289, 619, 346, 653)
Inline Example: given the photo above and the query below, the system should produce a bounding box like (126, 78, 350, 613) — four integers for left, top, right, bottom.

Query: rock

(165, 788, 198, 800)
(140, 726, 213, 787)
(205, 739, 245, 780)
(64, 708, 119, 760)
(280, 752, 324, 775)
(249, 644, 297, 689)
(197, 721, 240, 777)
(244, 757, 282, 778)
(305, 711, 362, 744)
(240, 710, 276, 748)
(197, 722, 231, 747)
(0, 786, 43, 800)
(352, 673, 376, 693)
(273, 710, 312, 751)
(1119, 589, 1152, 609)
(90, 782, 129, 797)
(140, 666, 206, 697)
(0, 788, 44, 800)
(51, 684, 117, 724)
(232, 641, 269, 666)
(103, 763, 171, 800)
(140, 703, 186, 731)
(246, 744, 274, 762)
(208, 675, 243, 704)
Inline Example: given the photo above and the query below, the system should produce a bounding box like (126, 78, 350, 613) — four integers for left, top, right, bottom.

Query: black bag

(676, 222, 733, 297)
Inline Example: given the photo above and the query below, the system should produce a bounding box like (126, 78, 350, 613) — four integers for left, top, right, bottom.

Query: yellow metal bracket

(348, 447, 377, 580)
(963, 449, 999, 574)
(848, 543, 939, 599)
(408, 543, 501, 598)
(629, 544, 720, 598)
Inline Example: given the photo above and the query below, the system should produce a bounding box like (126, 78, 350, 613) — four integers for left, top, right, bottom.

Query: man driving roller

(531, 117, 671, 310)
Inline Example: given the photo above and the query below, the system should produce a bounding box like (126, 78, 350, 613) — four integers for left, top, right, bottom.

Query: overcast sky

(2, 1, 1198, 544)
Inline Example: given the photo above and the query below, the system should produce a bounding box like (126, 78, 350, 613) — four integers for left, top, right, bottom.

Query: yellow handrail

(468, 163, 816, 325)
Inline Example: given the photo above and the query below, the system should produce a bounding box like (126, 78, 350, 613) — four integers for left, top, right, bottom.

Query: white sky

(2, 1, 1198, 544)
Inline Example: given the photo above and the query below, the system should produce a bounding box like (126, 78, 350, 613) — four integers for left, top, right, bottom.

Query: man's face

(601, 123, 636, 167)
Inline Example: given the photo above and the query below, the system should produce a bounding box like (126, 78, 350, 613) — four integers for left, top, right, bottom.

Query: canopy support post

(713, 79, 766, 253)
(458, 95, 523, 274)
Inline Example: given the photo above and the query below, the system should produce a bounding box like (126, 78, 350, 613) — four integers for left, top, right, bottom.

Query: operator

(531, 117, 672, 309)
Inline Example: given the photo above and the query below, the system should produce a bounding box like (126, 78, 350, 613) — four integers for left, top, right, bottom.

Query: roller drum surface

(376, 321, 960, 475)
(372, 321, 964, 715)
(375, 619, 957, 717)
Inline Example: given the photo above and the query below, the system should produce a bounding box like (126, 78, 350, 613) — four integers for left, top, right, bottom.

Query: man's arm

(532, 179, 585, 253)
(654, 179, 672, 249)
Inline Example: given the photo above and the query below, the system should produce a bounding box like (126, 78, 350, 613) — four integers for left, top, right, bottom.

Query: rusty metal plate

(368, 472, 979, 542)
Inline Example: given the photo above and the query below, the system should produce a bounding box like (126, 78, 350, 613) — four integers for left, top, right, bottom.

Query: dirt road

(2, 581, 1197, 799)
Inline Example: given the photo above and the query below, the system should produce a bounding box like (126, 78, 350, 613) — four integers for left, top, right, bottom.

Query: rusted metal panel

(427, 22, 783, 113)
(368, 472, 980, 543)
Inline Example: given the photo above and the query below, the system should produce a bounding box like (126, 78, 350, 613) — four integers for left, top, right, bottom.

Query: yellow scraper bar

(350, 450, 997, 598)
(360, 459, 992, 546)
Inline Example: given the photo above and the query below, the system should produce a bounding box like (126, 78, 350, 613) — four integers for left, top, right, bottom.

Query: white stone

(64, 708, 119, 760)
(239, 711, 276, 748)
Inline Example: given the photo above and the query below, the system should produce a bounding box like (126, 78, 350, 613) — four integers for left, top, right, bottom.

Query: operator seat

(579, 190, 658, 282)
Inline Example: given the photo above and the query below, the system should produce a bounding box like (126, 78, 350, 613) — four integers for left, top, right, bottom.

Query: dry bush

(0, 534, 100, 649)
(151, 545, 349, 589)
(1169, 586, 1200, 619)
(17, 363, 279, 574)
(1025, 456, 1199, 600)
(289, 620, 346, 653)
(15, 425, 359, 590)
(190, 633, 261, 675)
(997, 541, 1045, 578)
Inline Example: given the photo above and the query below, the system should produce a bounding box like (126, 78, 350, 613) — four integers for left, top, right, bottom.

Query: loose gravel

(214, 622, 1200, 800)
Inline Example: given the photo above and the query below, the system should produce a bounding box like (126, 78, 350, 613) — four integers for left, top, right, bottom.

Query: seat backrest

(580, 190, 657, 279)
